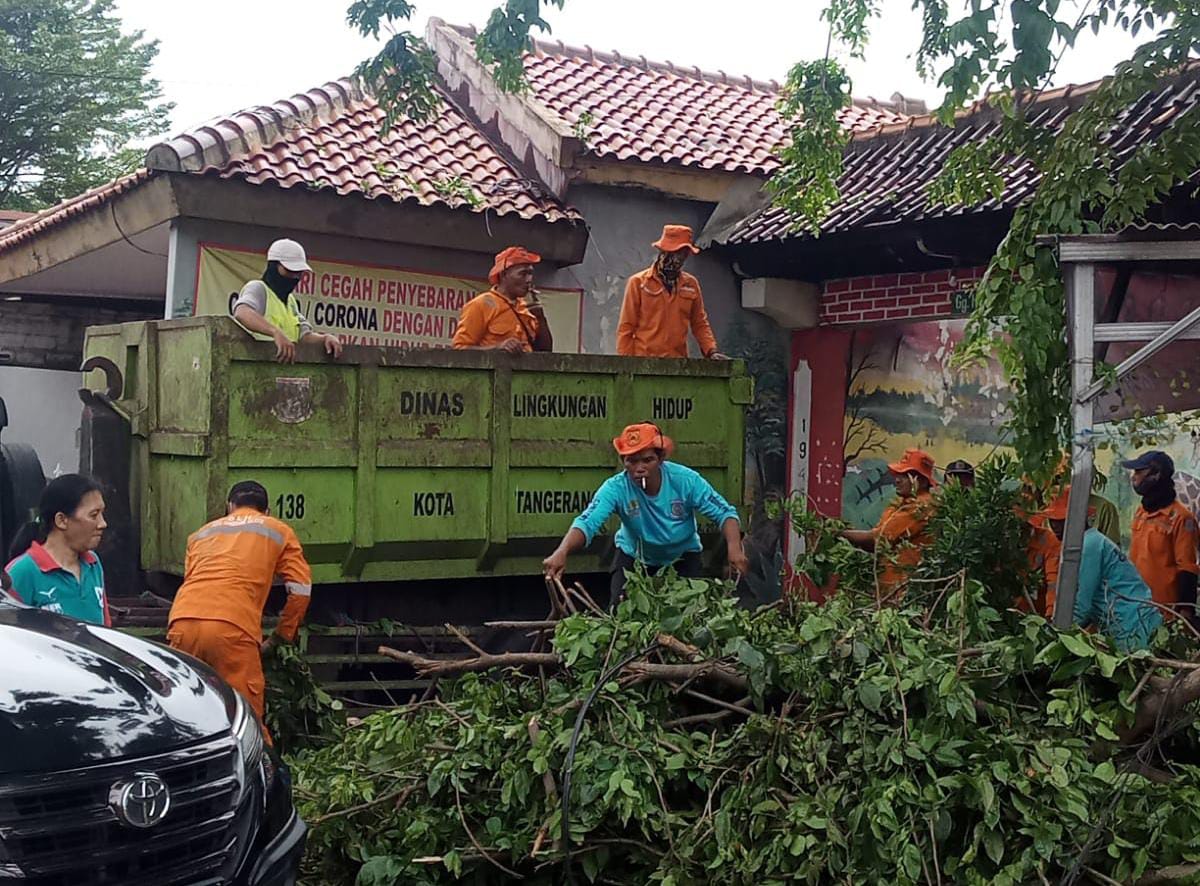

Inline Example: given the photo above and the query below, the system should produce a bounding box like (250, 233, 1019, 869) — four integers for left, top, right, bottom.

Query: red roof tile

(148, 80, 579, 224)
(439, 21, 916, 176)
(0, 80, 579, 256)
(723, 65, 1200, 244)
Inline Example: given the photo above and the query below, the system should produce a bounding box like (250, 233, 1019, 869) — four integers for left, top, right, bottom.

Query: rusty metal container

(82, 317, 751, 583)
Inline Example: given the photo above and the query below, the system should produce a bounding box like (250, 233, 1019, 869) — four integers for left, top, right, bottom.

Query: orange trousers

(167, 617, 271, 743)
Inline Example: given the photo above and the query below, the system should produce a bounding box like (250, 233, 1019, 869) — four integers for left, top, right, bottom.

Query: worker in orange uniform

(167, 481, 312, 741)
(842, 448, 936, 601)
(453, 246, 553, 353)
(1121, 450, 1199, 622)
(617, 225, 726, 359)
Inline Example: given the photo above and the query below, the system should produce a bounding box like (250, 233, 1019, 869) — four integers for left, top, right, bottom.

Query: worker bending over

(1122, 450, 1199, 623)
(617, 225, 726, 359)
(232, 238, 343, 363)
(167, 481, 312, 741)
(842, 448, 936, 601)
(543, 423, 748, 602)
(1044, 487, 1160, 650)
(453, 246, 552, 353)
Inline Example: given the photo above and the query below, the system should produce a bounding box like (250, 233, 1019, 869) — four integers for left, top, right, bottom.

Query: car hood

(0, 609, 237, 774)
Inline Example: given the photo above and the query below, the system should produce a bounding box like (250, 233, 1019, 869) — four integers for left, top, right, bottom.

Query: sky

(114, 0, 1156, 135)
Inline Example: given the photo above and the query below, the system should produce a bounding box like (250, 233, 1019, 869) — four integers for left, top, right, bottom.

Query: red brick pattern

(819, 267, 985, 326)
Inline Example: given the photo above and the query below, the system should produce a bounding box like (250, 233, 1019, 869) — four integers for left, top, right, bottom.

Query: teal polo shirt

(5, 542, 109, 626)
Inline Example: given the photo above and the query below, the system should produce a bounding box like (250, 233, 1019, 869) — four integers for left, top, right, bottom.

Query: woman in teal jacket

(5, 474, 110, 625)
(1045, 487, 1161, 650)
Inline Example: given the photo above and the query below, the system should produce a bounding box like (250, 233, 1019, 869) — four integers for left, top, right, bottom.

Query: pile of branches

(290, 555, 1200, 885)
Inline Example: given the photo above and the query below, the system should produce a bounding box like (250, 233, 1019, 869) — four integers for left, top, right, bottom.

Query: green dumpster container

(82, 317, 752, 584)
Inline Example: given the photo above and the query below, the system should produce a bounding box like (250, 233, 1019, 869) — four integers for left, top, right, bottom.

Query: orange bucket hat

(613, 423, 674, 457)
(652, 225, 700, 255)
(488, 246, 541, 284)
(887, 448, 937, 486)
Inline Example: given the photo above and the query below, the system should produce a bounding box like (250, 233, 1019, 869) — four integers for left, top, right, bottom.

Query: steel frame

(1055, 237, 1200, 627)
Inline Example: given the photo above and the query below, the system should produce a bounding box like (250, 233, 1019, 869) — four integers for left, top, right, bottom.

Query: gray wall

(0, 366, 82, 475)
(0, 299, 159, 371)
(536, 185, 783, 357)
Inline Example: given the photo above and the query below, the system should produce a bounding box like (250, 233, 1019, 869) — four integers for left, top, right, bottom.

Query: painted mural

(840, 316, 1200, 540)
(841, 319, 1008, 528)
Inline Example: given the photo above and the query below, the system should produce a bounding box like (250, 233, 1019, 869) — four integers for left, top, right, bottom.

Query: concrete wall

(0, 367, 83, 475)
(0, 299, 160, 371)
(536, 185, 783, 357)
(0, 299, 159, 475)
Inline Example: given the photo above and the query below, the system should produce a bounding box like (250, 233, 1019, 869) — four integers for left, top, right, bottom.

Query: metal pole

(1055, 262, 1095, 628)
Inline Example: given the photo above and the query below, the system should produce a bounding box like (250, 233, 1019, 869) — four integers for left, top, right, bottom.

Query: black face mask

(1136, 471, 1176, 511)
(263, 263, 299, 299)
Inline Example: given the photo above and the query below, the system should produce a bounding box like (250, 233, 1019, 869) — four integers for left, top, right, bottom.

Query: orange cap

(488, 246, 541, 284)
(652, 225, 700, 255)
(887, 448, 937, 486)
(612, 423, 674, 457)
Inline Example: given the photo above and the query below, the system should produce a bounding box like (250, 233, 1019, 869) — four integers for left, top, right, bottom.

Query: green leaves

(0, 0, 171, 209)
(768, 59, 853, 235)
(289, 533, 1200, 884)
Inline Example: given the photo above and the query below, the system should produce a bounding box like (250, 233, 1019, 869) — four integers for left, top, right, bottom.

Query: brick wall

(0, 299, 160, 371)
(820, 266, 985, 326)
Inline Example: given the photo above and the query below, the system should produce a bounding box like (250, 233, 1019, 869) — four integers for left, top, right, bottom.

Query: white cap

(266, 238, 312, 273)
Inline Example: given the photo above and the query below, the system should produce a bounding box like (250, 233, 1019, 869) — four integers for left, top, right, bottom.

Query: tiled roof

(146, 80, 579, 224)
(724, 67, 1200, 244)
(440, 21, 916, 176)
(0, 80, 579, 255)
(0, 170, 153, 254)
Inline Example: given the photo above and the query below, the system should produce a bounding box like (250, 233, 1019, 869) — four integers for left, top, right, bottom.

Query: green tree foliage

(0, 0, 170, 210)
(290, 564, 1200, 885)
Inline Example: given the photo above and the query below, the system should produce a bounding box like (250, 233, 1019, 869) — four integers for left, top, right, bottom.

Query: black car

(0, 598, 306, 885)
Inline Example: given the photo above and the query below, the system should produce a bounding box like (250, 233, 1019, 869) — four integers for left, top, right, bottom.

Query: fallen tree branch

(681, 688, 754, 717)
(1125, 668, 1200, 742)
(308, 781, 417, 825)
(624, 661, 749, 693)
(663, 710, 735, 729)
(1134, 862, 1200, 885)
(378, 646, 561, 677)
(1147, 656, 1200, 671)
(484, 620, 559, 630)
(1083, 865, 1123, 886)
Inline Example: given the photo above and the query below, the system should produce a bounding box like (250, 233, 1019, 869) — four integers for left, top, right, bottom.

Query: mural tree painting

(345, 0, 1195, 477)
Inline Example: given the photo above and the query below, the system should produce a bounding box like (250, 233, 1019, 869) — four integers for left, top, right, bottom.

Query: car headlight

(232, 695, 267, 804)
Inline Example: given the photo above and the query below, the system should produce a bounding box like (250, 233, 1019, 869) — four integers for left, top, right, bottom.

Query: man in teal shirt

(1046, 487, 1161, 650)
(543, 422, 748, 603)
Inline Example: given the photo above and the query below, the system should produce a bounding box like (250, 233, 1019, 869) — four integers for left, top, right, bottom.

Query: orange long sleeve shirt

(452, 290, 541, 351)
(874, 491, 934, 601)
(1129, 500, 1199, 612)
(616, 266, 719, 358)
(168, 508, 312, 642)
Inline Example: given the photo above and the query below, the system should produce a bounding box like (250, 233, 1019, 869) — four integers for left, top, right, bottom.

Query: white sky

(114, 0, 1155, 135)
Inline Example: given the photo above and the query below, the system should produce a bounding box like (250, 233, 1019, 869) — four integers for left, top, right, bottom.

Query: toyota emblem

(109, 772, 171, 828)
